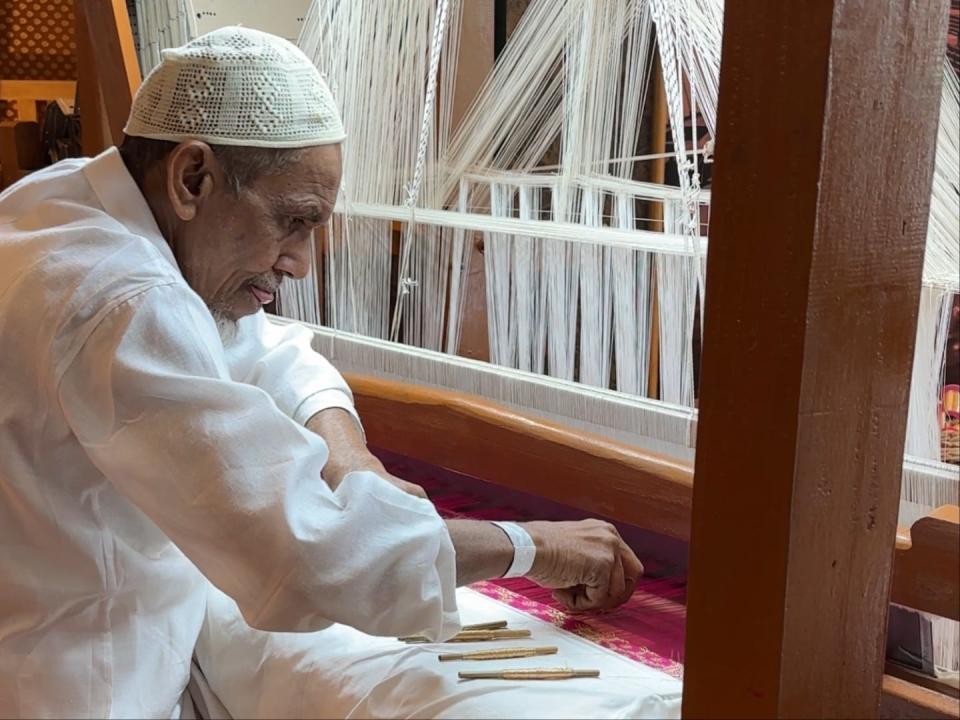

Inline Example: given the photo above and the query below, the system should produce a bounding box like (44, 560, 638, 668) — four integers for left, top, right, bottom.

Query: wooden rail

(892, 505, 960, 621)
(881, 674, 960, 719)
(0, 80, 76, 122)
(345, 372, 694, 541)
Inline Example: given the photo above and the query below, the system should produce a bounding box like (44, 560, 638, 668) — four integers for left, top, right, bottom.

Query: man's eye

(289, 218, 307, 230)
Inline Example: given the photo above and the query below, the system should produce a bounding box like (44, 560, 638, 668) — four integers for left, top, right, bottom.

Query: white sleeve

(225, 311, 361, 430)
(57, 285, 459, 639)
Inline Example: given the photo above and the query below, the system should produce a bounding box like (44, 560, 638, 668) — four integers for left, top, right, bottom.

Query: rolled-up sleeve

(225, 311, 361, 430)
(57, 285, 459, 639)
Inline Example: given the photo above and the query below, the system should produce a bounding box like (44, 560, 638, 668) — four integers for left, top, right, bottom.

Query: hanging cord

(390, 0, 452, 343)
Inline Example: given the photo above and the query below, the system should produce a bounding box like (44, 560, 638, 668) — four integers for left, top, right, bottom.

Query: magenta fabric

(377, 448, 687, 677)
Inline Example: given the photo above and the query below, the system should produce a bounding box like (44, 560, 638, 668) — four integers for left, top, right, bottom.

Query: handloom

(296, 0, 959, 615)
(127, 0, 960, 679)
(131, 0, 959, 474)
(290, 0, 960, 681)
(287, 0, 958, 490)
(81, 0, 959, 713)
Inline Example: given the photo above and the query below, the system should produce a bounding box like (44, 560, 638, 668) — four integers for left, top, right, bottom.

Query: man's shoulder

(0, 156, 206, 391)
(1, 210, 183, 303)
(0, 189, 190, 371)
(0, 155, 183, 302)
(0, 224, 197, 392)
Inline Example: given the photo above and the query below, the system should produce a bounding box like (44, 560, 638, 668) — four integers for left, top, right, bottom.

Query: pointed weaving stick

(439, 646, 558, 662)
(402, 629, 531, 644)
(460, 620, 509, 631)
(458, 668, 600, 680)
(397, 620, 508, 642)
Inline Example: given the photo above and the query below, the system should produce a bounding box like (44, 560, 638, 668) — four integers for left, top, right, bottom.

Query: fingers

(554, 582, 610, 612)
(581, 582, 610, 611)
(552, 558, 622, 612)
(602, 548, 638, 610)
(527, 519, 644, 613)
(552, 585, 597, 612)
(619, 540, 644, 586)
(598, 541, 642, 610)
(552, 586, 581, 608)
(581, 557, 625, 612)
(553, 540, 643, 613)
(605, 554, 626, 605)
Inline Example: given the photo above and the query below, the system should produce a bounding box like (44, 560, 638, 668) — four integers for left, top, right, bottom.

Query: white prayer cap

(124, 26, 345, 148)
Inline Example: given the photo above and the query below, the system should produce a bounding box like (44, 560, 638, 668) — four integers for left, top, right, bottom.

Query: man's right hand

(520, 519, 643, 612)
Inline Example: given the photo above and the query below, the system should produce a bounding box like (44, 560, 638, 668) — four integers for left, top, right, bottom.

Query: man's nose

(274, 236, 312, 280)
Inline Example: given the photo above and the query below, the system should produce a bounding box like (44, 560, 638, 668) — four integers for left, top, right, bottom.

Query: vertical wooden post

(74, 0, 141, 149)
(452, 2, 495, 130)
(647, 54, 667, 399)
(75, 5, 111, 156)
(452, 2, 495, 362)
(682, 1, 949, 718)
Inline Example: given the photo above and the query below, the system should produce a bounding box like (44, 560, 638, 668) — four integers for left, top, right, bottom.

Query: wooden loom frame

(75, 0, 959, 717)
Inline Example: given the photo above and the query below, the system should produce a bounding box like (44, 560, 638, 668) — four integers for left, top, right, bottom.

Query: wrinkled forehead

(296, 143, 343, 187)
(258, 144, 343, 206)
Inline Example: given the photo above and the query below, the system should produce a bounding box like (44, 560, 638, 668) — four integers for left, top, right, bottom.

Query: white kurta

(0, 148, 459, 719)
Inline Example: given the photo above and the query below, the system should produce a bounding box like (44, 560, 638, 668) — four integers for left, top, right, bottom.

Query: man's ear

(165, 141, 218, 221)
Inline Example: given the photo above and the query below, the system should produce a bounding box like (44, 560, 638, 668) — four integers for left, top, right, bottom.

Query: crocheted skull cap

(124, 26, 345, 148)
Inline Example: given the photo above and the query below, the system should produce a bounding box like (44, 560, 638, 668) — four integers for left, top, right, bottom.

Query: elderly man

(0, 28, 642, 718)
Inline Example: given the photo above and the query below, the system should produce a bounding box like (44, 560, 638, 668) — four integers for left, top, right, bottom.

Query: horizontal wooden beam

(0, 80, 76, 100)
(345, 372, 694, 540)
(885, 662, 959, 701)
(880, 674, 960, 719)
(891, 505, 960, 620)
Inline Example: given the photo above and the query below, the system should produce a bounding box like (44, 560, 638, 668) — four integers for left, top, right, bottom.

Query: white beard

(212, 310, 238, 345)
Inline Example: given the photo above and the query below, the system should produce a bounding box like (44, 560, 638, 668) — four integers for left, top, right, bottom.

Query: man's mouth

(248, 283, 275, 305)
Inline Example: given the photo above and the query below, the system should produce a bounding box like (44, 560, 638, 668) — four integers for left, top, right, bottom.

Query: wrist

(518, 521, 552, 580)
(491, 521, 537, 578)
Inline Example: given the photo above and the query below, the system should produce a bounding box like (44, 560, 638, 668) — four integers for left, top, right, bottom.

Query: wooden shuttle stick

(398, 620, 509, 642)
(458, 668, 600, 680)
(402, 629, 531, 644)
(438, 646, 558, 662)
(460, 620, 509, 631)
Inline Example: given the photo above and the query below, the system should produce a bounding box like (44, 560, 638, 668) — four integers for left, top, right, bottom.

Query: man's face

(170, 143, 342, 324)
